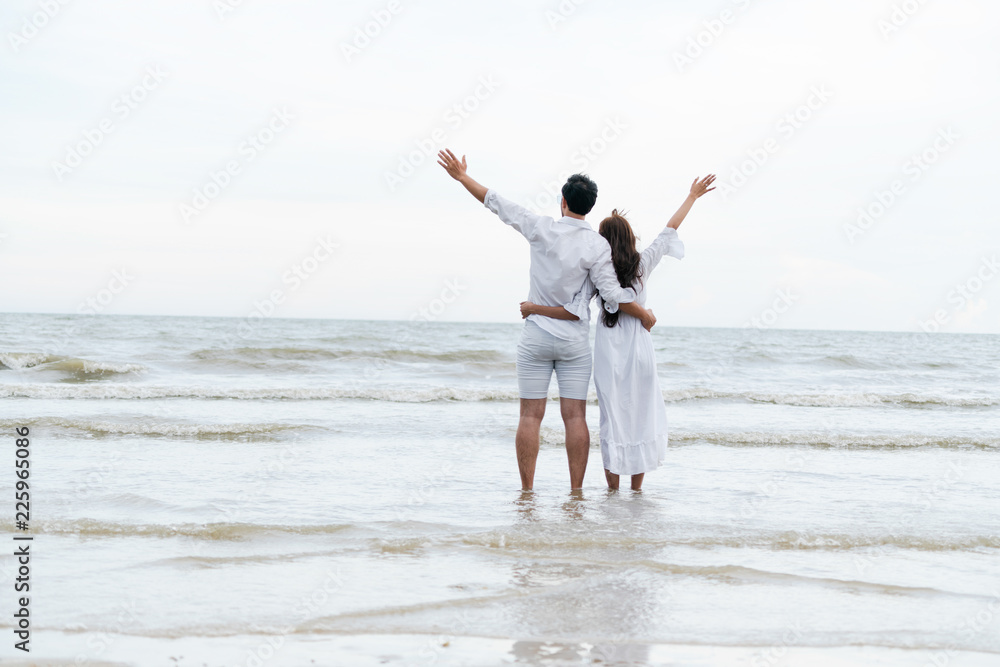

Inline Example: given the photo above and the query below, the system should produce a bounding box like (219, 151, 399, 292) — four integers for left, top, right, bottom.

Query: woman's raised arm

(666, 174, 716, 230)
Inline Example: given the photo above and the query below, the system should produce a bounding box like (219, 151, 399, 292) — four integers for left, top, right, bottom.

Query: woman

(521, 175, 716, 490)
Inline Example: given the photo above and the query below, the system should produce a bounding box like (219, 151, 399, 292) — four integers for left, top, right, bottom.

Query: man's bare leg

(515, 399, 547, 490)
(605, 469, 620, 490)
(630, 473, 645, 491)
(560, 398, 589, 489)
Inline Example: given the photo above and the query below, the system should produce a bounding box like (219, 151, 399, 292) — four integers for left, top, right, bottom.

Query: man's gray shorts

(515, 320, 592, 401)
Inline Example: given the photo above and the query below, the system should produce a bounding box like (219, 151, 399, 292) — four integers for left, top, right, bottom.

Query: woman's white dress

(568, 226, 685, 475)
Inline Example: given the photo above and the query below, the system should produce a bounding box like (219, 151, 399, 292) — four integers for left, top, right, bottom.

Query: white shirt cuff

(483, 189, 499, 213)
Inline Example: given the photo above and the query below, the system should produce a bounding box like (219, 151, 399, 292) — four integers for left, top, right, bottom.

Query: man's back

(484, 189, 632, 341)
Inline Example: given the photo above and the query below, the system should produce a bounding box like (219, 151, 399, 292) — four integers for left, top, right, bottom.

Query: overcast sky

(1, 0, 997, 333)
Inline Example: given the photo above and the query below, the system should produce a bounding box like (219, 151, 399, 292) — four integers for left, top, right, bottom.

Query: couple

(437, 149, 715, 491)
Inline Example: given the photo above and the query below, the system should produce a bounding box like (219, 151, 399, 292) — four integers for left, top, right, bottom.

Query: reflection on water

(510, 640, 652, 665)
(514, 488, 657, 526)
(591, 642, 653, 665)
(500, 491, 666, 660)
(515, 489, 538, 523)
(561, 489, 587, 520)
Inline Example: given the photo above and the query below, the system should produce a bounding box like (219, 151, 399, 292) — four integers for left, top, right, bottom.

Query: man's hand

(520, 301, 580, 322)
(690, 174, 717, 199)
(437, 148, 488, 203)
(437, 149, 468, 181)
(618, 301, 654, 329)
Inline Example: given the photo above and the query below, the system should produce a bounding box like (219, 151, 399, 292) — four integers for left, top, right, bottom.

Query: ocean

(0, 312, 998, 666)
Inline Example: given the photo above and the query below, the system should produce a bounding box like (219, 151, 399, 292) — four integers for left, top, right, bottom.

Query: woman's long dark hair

(598, 209, 643, 328)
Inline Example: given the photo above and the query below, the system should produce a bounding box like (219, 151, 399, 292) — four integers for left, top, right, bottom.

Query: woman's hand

(641, 309, 657, 332)
(689, 174, 717, 199)
(668, 175, 717, 229)
(519, 301, 536, 319)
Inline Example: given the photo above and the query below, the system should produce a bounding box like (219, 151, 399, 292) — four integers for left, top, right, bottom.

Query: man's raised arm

(437, 149, 487, 203)
(438, 148, 543, 241)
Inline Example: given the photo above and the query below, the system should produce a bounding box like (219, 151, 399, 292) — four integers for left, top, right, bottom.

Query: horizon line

(0, 310, 994, 337)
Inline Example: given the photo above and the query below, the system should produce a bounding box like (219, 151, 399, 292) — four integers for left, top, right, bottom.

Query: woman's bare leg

(605, 469, 620, 490)
(630, 473, 644, 491)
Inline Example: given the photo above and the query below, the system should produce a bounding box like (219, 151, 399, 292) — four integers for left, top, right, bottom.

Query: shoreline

(14, 632, 1000, 667)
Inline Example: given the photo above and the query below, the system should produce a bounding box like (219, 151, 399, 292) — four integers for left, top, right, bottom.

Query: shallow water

(0, 313, 998, 666)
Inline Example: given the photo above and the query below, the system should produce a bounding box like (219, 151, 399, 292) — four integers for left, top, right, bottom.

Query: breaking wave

(2, 384, 993, 407)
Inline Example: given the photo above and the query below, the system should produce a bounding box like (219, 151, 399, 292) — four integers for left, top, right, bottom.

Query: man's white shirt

(484, 189, 636, 341)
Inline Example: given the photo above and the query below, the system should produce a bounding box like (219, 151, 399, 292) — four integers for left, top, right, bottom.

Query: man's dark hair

(561, 174, 598, 216)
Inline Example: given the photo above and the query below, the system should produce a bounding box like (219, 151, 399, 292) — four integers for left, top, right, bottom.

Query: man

(437, 149, 655, 490)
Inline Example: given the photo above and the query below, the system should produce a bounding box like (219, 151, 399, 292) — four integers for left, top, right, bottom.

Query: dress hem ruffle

(600, 435, 669, 476)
